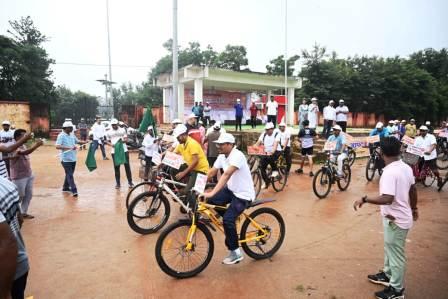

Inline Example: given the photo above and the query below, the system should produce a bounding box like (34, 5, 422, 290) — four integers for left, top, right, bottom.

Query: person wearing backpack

(253, 122, 281, 189)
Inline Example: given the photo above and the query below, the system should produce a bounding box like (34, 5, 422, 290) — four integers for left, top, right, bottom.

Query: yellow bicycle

(155, 195, 286, 278)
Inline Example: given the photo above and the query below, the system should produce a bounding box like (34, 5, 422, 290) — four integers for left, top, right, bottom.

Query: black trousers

(207, 156, 218, 182)
(11, 272, 28, 299)
(235, 116, 242, 131)
(111, 152, 133, 186)
(250, 116, 257, 128)
(144, 156, 154, 181)
(203, 116, 210, 127)
(323, 120, 333, 138)
(260, 151, 280, 183)
(283, 146, 292, 173)
(336, 121, 347, 132)
(267, 115, 277, 127)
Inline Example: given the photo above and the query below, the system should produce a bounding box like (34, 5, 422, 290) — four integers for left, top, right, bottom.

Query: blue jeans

(61, 162, 77, 193)
(208, 187, 249, 251)
(92, 140, 106, 159)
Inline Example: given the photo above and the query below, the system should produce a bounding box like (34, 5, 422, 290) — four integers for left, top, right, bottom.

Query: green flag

(85, 143, 97, 172)
(138, 105, 157, 136)
(113, 139, 127, 166)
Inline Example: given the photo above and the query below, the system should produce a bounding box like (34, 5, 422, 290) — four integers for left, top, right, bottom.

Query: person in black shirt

(295, 120, 317, 177)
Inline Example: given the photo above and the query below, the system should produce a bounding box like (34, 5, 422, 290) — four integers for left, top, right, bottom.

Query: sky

(1, 0, 447, 98)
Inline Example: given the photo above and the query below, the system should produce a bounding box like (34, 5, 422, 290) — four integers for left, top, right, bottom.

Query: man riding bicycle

(414, 125, 443, 187)
(369, 122, 389, 171)
(327, 125, 348, 178)
(203, 133, 255, 265)
(278, 121, 292, 174)
(253, 122, 281, 189)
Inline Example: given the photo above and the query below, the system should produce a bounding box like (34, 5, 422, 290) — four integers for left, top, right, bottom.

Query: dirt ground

(19, 146, 448, 299)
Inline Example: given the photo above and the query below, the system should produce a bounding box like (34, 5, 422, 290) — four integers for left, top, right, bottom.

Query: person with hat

(106, 119, 134, 189)
(335, 99, 349, 132)
(298, 99, 309, 130)
(78, 118, 88, 150)
(142, 126, 158, 181)
(185, 113, 198, 132)
(369, 122, 389, 162)
(425, 121, 434, 134)
(0, 130, 32, 179)
(90, 116, 108, 160)
(295, 119, 317, 176)
(398, 120, 407, 139)
(0, 120, 15, 176)
(327, 124, 348, 178)
(323, 100, 336, 138)
(55, 121, 88, 197)
(204, 123, 222, 182)
(386, 120, 397, 136)
(353, 136, 418, 299)
(253, 122, 281, 188)
(203, 133, 255, 265)
(278, 121, 292, 174)
(203, 102, 212, 127)
(414, 125, 443, 187)
(172, 124, 209, 206)
(266, 96, 279, 128)
(234, 98, 244, 131)
(308, 98, 319, 130)
(405, 119, 417, 138)
(206, 121, 226, 138)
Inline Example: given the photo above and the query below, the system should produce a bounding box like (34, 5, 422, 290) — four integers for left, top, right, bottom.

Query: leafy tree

(215, 45, 249, 71)
(53, 86, 99, 125)
(266, 54, 300, 76)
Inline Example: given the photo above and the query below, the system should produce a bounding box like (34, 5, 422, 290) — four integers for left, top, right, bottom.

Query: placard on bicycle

(247, 145, 267, 155)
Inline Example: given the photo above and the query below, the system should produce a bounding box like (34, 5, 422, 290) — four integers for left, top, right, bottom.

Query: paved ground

(20, 146, 448, 299)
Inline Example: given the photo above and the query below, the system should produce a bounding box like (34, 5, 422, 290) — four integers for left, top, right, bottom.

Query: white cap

(265, 122, 274, 130)
(329, 100, 334, 104)
(339, 99, 344, 102)
(332, 124, 342, 131)
(236, 98, 241, 102)
(62, 121, 74, 128)
(401, 120, 406, 123)
(214, 133, 236, 144)
(394, 120, 399, 123)
(110, 119, 119, 125)
(119, 121, 124, 125)
(2, 120, 11, 125)
(147, 126, 153, 131)
(172, 118, 182, 124)
(311, 97, 318, 102)
(279, 121, 286, 127)
(213, 121, 221, 129)
(419, 125, 429, 131)
(446, 122, 448, 127)
(173, 124, 188, 138)
(425, 121, 430, 125)
(388, 120, 394, 124)
(376, 122, 384, 129)
(187, 113, 197, 119)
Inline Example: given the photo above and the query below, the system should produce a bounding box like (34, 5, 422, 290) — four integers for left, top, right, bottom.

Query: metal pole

(106, 0, 113, 116)
(172, 0, 179, 119)
(104, 74, 108, 115)
(284, 0, 288, 124)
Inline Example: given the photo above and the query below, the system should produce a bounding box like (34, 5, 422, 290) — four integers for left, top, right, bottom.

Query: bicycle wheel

(348, 149, 356, 167)
(436, 151, 448, 170)
(125, 181, 157, 209)
(271, 166, 287, 192)
(312, 168, 331, 199)
(422, 171, 436, 187)
(240, 207, 285, 260)
(155, 221, 214, 278)
(127, 191, 170, 235)
(337, 164, 351, 191)
(365, 158, 376, 181)
(252, 171, 262, 198)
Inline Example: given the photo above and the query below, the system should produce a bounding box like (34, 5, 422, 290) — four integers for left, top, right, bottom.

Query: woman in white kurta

(298, 99, 309, 129)
(308, 98, 319, 129)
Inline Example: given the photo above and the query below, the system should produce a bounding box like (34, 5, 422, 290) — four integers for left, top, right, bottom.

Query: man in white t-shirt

(335, 99, 349, 132)
(414, 125, 442, 187)
(142, 126, 159, 181)
(253, 122, 282, 188)
(354, 136, 417, 299)
(203, 133, 255, 265)
(266, 97, 278, 128)
(90, 116, 108, 160)
(278, 122, 292, 174)
(0, 120, 15, 176)
(106, 119, 134, 189)
(322, 100, 336, 138)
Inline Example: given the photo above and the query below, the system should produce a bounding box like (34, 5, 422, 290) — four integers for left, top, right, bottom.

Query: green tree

(215, 45, 249, 71)
(266, 54, 300, 76)
(53, 86, 99, 126)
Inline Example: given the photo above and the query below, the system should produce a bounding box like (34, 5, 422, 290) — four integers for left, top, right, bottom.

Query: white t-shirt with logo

(258, 132, 281, 152)
(266, 101, 278, 116)
(380, 160, 415, 229)
(0, 130, 14, 147)
(414, 134, 437, 160)
(214, 148, 255, 201)
(279, 128, 291, 148)
(335, 106, 349, 122)
(107, 128, 128, 154)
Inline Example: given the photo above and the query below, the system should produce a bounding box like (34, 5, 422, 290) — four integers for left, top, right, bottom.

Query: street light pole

(284, 0, 288, 124)
(172, 0, 179, 119)
(106, 0, 114, 116)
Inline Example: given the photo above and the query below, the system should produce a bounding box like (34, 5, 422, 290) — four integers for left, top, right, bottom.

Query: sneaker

(309, 172, 314, 177)
(222, 250, 244, 265)
(374, 286, 404, 299)
(62, 188, 71, 193)
(115, 185, 121, 190)
(368, 271, 390, 286)
(271, 171, 279, 178)
(72, 193, 78, 197)
(295, 168, 303, 174)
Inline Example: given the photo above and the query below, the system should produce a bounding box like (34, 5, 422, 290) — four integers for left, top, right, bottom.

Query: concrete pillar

(267, 90, 272, 102)
(162, 88, 168, 123)
(287, 87, 295, 126)
(194, 79, 203, 103)
(178, 83, 185, 119)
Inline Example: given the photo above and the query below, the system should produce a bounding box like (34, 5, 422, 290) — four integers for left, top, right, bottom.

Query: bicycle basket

(402, 152, 420, 166)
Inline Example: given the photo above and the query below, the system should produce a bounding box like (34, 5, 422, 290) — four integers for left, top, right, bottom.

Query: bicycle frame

(153, 175, 189, 211)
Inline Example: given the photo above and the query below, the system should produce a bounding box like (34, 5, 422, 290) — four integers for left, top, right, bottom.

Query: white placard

(406, 144, 425, 157)
(193, 173, 208, 194)
(365, 135, 380, 144)
(323, 141, 337, 151)
(401, 135, 415, 145)
(152, 152, 162, 165)
(162, 134, 176, 143)
(162, 151, 184, 169)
